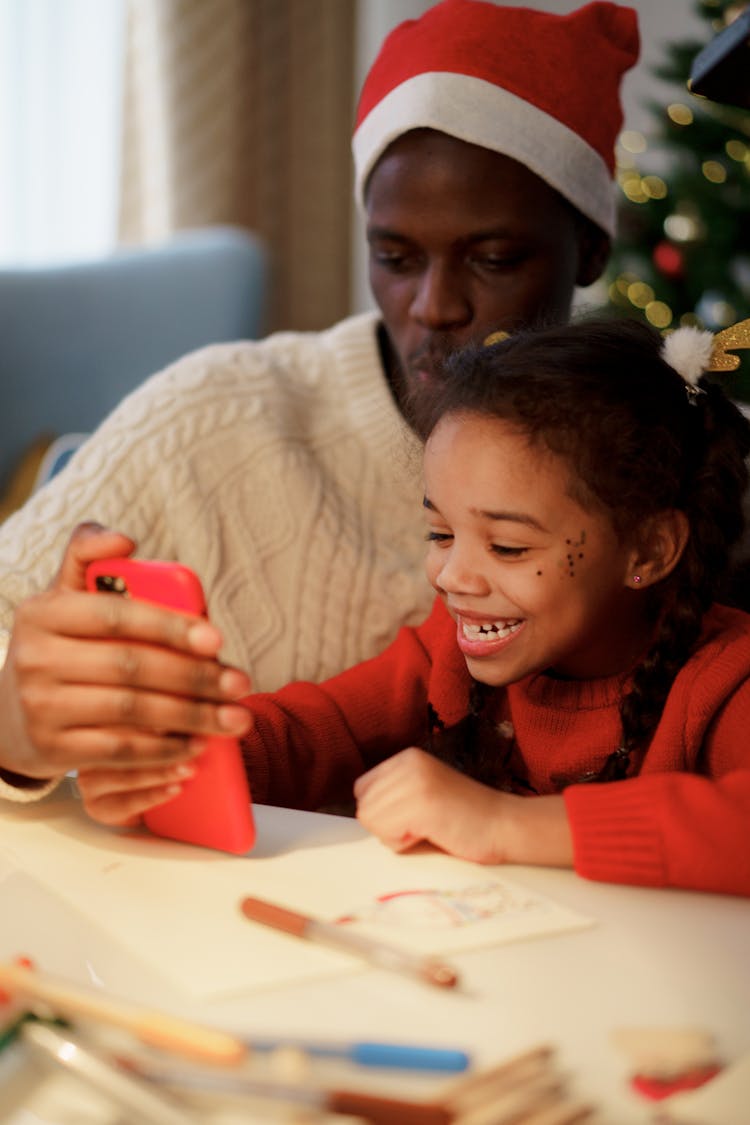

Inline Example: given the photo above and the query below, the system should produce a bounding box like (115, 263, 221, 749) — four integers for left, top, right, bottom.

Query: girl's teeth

(462, 620, 521, 640)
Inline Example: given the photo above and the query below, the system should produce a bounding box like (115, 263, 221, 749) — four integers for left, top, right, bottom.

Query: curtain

(119, 0, 356, 332)
(0, 0, 125, 265)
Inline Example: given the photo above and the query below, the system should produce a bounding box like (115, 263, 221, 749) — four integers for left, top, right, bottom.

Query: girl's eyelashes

(426, 530, 529, 558)
(491, 544, 528, 558)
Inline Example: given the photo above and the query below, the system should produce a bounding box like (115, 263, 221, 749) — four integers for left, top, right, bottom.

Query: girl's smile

(455, 613, 525, 659)
(423, 412, 653, 683)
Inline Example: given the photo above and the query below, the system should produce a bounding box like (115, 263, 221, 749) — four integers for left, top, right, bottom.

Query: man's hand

(0, 523, 252, 782)
(76, 760, 200, 827)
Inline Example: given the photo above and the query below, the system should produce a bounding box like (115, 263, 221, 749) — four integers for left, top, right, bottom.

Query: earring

(633, 574, 642, 585)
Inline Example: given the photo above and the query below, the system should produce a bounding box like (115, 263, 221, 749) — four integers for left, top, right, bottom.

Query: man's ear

(625, 509, 690, 589)
(575, 221, 611, 288)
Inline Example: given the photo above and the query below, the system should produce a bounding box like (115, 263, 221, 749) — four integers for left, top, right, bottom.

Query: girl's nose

(435, 546, 491, 597)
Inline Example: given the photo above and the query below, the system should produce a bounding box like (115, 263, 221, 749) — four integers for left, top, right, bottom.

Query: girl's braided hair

(412, 316, 750, 779)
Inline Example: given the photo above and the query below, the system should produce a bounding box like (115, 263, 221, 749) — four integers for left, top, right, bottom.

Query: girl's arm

(564, 767, 750, 897)
(354, 677, 750, 897)
(354, 747, 573, 866)
(564, 680, 750, 897)
(354, 745, 750, 898)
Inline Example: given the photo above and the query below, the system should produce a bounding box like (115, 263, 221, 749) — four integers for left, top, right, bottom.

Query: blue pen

(245, 1036, 471, 1072)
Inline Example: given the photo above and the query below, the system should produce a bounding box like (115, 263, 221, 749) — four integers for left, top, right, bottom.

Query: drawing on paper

(335, 881, 549, 930)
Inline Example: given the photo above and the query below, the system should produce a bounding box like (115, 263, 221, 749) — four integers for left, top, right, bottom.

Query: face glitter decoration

(559, 531, 587, 577)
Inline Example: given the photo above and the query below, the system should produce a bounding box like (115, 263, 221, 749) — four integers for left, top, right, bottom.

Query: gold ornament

(708, 317, 750, 371)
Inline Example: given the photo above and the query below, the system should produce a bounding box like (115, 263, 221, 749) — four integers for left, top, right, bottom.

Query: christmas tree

(606, 0, 750, 401)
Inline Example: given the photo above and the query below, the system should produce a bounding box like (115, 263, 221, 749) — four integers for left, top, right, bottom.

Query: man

(0, 0, 639, 804)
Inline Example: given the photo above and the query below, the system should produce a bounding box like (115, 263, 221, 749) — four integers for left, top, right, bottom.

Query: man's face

(366, 130, 606, 400)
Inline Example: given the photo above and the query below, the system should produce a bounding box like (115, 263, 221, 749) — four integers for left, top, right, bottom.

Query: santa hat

(352, 0, 639, 237)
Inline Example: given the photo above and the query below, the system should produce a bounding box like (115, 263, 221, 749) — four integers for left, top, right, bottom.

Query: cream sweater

(0, 312, 434, 800)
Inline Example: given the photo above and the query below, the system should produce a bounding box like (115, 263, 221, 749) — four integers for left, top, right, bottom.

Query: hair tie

(483, 330, 511, 347)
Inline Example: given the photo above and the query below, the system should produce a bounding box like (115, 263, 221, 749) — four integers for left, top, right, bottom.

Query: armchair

(0, 226, 267, 509)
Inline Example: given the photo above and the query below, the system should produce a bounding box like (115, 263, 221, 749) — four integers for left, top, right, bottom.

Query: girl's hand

(354, 746, 574, 867)
(76, 759, 201, 827)
(0, 523, 252, 782)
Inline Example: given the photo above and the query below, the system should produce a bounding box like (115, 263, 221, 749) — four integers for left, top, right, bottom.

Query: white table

(1, 781, 748, 1123)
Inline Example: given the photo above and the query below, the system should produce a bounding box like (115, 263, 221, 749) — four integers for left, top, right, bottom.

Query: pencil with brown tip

(240, 895, 460, 988)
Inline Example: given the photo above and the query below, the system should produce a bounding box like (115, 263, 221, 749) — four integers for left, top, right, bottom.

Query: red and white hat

(352, 0, 639, 237)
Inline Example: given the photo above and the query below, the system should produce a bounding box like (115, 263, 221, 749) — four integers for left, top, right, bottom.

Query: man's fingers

(16, 632, 250, 702)
(78, 762, 195, 799)
(81, 786, 180, 826)
(18, 589, 226, 658)
(54, 523, 137, 592)
(77, 762, 198, 827)
(39, 684, 251, 742)
(29, 728, 203, 775)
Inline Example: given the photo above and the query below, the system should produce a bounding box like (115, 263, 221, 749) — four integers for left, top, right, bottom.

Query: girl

(79, 317, 750, 896)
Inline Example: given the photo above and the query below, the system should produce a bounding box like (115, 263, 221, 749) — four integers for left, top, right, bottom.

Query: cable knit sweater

(0, 311, 433, 681)
(241, 597, 750, 897)
(0, 312, 435, 802)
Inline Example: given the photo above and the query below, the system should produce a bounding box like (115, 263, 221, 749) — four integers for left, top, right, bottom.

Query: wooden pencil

(0, 961, 245, 1066)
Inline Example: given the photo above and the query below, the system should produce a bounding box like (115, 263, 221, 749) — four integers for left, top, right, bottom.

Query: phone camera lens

(95, 575, 129, 595)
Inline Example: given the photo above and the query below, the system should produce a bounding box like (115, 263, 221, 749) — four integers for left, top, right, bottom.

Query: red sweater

(241, 598, 750, 897)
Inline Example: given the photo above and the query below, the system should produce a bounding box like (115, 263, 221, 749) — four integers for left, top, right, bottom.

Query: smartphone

(85, 557, 256, 855)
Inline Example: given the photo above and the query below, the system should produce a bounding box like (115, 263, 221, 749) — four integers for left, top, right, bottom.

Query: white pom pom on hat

(352, 0, 640, 238)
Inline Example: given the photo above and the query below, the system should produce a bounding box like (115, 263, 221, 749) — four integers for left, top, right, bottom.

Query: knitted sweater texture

(242, 597, 750, 897)
(0, 312, 432, 686)
(0, 312, 437, 803)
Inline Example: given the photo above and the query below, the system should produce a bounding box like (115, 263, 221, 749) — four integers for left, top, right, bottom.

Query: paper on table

(0, 797, 593, 999)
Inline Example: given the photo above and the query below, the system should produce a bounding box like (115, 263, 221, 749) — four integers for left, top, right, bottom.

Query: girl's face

(423, 413, 650, 683)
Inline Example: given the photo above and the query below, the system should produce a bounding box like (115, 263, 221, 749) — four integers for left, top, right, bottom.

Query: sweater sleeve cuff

(0, 630, 64, 802)
(563, 777, 667, 888)
(0, 630, 63, 805)
(0, 770, 62, 803)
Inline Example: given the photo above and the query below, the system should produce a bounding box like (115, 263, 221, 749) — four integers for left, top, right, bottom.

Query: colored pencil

(244, 1034, 470, 1071)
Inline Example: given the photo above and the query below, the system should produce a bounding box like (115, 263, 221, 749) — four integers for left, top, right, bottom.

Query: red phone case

(85, 558, 256, 855)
